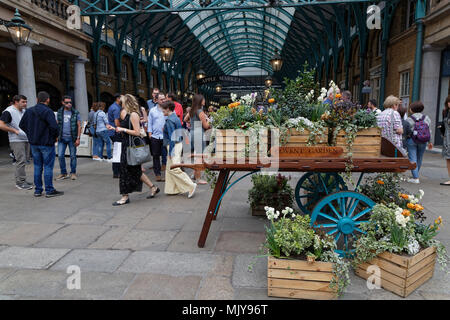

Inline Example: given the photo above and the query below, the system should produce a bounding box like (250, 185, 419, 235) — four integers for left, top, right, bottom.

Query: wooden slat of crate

(216, 129, 268, 137)
(216, 136, 269, 144)
(268, 268, 334, 282)
(336, 128, 381, 157)
(268, 278, 333, 292)
(268, 287, 336, 300)
(355, 247, 437, 297)
(268, 256, 333, 272)
(357, 263, 406, 287)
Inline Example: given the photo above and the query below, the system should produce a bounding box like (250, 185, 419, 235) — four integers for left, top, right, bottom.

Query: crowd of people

(0, 89, 214, 204)
(1, 89, 450, 200)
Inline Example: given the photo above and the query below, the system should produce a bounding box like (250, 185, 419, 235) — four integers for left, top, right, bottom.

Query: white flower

(407, 237, 420, 255)
(274, 211, 280, 219)
(291, 214, 296, 218)
(282, 209, 288, 217)
(418, 190, 424, 199)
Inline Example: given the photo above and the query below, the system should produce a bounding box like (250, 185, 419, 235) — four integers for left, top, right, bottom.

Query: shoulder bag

(126, 116, 151, 166)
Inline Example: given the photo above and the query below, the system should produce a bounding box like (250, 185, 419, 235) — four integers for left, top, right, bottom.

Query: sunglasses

(63, 101, 72, 104)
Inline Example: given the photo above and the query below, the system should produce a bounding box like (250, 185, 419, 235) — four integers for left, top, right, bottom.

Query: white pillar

(420, 45, 443, 144)
(16, 42, 37, 106)
(74, 56, 89, 121)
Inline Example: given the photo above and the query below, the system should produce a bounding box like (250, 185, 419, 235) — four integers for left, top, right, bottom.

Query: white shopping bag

(112, 142, 122, 163)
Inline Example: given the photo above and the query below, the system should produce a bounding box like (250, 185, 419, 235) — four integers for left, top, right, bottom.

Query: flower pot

(267, 256, 337, 300)
(355, 246, 437, 298)
(214, 129, 269, 161)
(335, 127, 381, 158)
(284, 128, 328, 148)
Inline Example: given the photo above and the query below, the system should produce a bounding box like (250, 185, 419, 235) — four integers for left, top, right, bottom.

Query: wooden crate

(268, 256, 337, 300)
(251, 205, 266, 216)
(355, 246, 436, 298)
(336, 127, 381, 158)
(214, 129, 269, 160)
(284, 128, 328, 147)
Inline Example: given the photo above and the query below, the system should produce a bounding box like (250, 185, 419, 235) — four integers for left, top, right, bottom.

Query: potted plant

(209, 92, 269, 161)
(248, 174, 293, 216)
(353, 190, 449, 298)
(263, 206, 351, 299)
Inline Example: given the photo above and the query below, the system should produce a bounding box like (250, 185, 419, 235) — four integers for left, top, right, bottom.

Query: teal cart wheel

(295, 172, 347, 215)
(310, 191, 375, 257)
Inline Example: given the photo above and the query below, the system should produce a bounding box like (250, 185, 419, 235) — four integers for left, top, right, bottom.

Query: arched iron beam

(223, 63, 274, 74)
(221, 58, 273, 74)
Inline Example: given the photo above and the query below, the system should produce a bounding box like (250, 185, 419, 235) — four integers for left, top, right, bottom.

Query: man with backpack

(405, 101, 433, 184)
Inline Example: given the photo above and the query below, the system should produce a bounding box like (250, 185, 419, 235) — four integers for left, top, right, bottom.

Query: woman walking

(405, 101, 433, 184)
(441, 96, 450, 186)
(161, 101, 196, 198)
(92, 102, 113, 161)
(184, 94, 210, 185)
(111, 94, 159, 206)
(376, 95, 404, 151)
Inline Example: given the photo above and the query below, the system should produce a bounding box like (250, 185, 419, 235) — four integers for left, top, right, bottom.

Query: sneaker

(70, 173, 77, 180)
(407, 178, 420, 184)
(56, 174, 68, 180)
(92, 157, 103, 161)
(45, 190, 64, 198)
(34, 192, 42, 197)
(16, 183, 33, 190)
(188, 183, 197, 198)
(105, 158, 113, 163)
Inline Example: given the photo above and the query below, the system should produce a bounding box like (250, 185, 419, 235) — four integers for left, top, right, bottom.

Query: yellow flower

(402, 209, 411, 217)
(268, 98, 275, 104)
(407, 203, 416, 210)
(414, 204, 424, 211)
(376, 180, 385, 185)
(335, 93, 342, 99)
(435, 216, 443, 225)
(251, 107, 256, 114)
(400, 194, 410, 200)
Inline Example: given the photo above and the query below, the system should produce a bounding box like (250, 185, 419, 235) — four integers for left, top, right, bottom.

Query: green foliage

(271, 62, 319, 118)
(358, 173, 406, 206)
(248, 174, 293, 210)
(354, 109, 378, 128)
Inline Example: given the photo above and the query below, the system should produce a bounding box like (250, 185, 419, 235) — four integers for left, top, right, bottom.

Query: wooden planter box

(284, 128, 328, 147)
(355, 246, 436, 298)
(335, 127, 381, 158)
(251, 205, 266, 216)
(250, 195, 292, 216)
(268, 256, 337, 300)
(214, 129, 269, 160)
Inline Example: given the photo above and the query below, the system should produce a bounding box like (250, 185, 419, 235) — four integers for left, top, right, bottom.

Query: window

(121, 63, 128, 81)
(371, 77, 381, 103)
(400, 71, 410, 110)
(406, 0, 416, 29)
(100, 55, 109, 75)
(400, 71, 410, 97)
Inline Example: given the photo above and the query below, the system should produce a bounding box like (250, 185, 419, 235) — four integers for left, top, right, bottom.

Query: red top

(174, 101, 183, 125)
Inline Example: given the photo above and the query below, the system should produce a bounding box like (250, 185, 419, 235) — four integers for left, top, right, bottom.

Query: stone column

(73, 56, 89, 121)
(420, 45, 444, 144)
(16, 41, 37, 107)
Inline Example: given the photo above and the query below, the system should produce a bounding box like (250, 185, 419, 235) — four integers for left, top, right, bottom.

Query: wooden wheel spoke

(327, 228, 338, 235)
(354, 227, 365, 234)
(318, 212, 339, 223)
(327, 202, 342, 219)
(334, 231, 342, 242)
(347, 199, 360, 218)
(318, 223, 338, 228)
(352, 207, 372, 221)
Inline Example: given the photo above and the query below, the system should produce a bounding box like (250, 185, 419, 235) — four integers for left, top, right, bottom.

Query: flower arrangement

(263, 206, 351, 296)
(353, 190, 449, 271)
(358, 173, 407, 206)
(248, 174, 294, 212)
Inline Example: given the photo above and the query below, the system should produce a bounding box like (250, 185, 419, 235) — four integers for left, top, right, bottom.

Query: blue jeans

(31, 145, 56, 194)
(406, 138, 426, 179)
(58, 137, 77, 174)
(94, 130, 112, 159)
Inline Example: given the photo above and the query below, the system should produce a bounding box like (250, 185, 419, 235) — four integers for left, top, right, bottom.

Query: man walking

(148, 92, 167, 181)
(19, 91, 63, 197)
(108, 93, 122, 178)
(56, 96, 81, 180)
(147, 88, 159, 110)
(0, 95, 32, 190)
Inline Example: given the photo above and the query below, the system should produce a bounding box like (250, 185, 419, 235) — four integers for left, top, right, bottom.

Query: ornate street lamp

(196, 67, 206, 80)
(3, 9, 32, 46)
(265, 76, 273, 87)
(158, 34, 175, 63)
(215, 83, 222, 93)
(269, 50, 283, 72)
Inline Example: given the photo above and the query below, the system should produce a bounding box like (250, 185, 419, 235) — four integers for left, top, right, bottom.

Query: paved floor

(0, 149, 449, 300)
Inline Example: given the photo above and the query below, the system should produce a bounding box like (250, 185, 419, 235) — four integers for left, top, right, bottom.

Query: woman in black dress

(112, 94, 159, 206)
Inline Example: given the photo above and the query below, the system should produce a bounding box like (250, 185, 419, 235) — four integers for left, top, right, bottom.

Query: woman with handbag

(111, 94, 159, 206)
(441, 96, 450, 186)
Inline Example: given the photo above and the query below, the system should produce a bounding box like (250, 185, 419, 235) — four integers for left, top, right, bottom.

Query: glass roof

(175, 0, 294, 75)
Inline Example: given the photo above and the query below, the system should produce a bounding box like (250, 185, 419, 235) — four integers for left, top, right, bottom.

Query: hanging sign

(197, 75, 251, 86)
(442, 50, 450, 77)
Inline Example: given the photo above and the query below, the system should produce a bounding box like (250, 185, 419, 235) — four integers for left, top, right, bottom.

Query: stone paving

(0, 149, 449, 300)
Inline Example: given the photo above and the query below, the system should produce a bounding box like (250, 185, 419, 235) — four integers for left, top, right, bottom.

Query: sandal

(146, 186, 160, 199)
(112, 198, 130, 206)
(440, 181, 450, 186)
